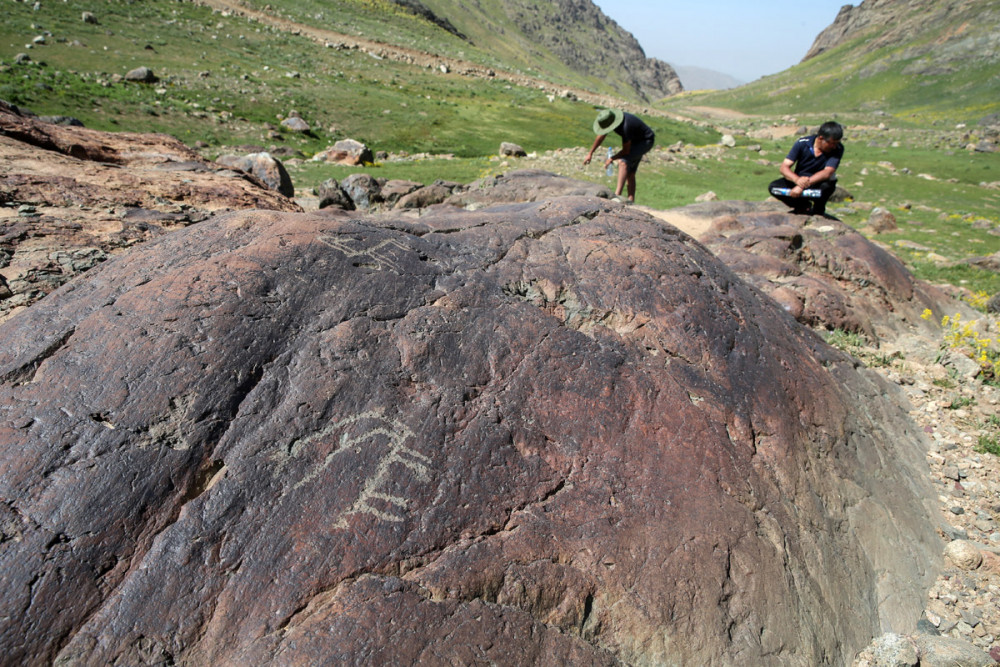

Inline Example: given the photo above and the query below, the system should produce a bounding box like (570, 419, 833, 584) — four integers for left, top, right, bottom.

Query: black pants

(768, 177, 836, 214)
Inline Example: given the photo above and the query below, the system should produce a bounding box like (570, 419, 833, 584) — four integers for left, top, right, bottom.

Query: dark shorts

(624, 138, 654, 174)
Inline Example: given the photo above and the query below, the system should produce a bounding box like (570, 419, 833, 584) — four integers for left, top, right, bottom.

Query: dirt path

(633, 206, 715, 238)
(192, 0, 630, 111)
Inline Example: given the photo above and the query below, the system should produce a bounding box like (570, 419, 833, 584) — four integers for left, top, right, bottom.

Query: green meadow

(2, 0, 999, 295)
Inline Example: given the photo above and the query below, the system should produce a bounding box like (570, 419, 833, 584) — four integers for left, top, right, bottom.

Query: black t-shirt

(615, 113, 655, 144)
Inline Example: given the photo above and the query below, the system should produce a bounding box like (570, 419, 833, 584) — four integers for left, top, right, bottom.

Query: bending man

(584, 109, 655, 203)
(768, 121, 844, 216)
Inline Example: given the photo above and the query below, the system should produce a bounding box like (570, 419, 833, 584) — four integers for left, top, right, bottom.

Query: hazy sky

(591, 0, 852, 83)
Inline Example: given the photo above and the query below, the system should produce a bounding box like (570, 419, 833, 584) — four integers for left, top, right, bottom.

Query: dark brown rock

(315, 178, 355, 211)
(696, 201, 951, 339)
(0, 100, 301, 322)
(379, 179, 423, 207)
(447, 169, 612, 208)
(0, 198, 940, 665)
(394, 181, 457, 210)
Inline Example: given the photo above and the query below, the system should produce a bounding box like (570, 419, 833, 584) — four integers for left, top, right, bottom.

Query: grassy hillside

(659, 0, 1000, 122)
(0, 0, 708, 156)
(1, 0, 998, 299)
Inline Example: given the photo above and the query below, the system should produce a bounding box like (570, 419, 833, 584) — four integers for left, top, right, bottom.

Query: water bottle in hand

(606, 147, 614, 177)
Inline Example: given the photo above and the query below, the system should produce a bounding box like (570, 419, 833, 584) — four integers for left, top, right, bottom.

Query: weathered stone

(124, 66, 158, 83)
(81, 11, 98, 24)
(447, 169, 612, 208)
(216, 152, 295, 198)
(38, 115, 84, 127)
(911, 635, 997, 667)
(394, 182, 456, 210)
(500, 141, 527, 157)
(869, 633, 919, 666)
(0, 99, 300, 321)
(313, 139, 374, 165)
(0, 197, 941, 665)
(945, 540, 984, 570)
(379, 179, 423, 207)
(279, 116, 310, 133)
(340, 172, 384, 210)
(869, 207, 899, 233)
(696, 201, 955, 340)
(315, 178, 355, 211)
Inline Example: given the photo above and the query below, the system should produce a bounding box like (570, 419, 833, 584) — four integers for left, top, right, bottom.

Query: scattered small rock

(944, 540, 983, 571)
(868, 207, 898, 233)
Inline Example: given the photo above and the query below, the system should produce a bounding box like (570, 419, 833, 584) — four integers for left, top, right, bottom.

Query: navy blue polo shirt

(786, 135, 843, 176)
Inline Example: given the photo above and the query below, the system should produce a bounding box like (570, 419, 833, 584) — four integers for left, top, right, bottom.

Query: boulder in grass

(313, 139, 374, 166)
(124, 66, 159, 84)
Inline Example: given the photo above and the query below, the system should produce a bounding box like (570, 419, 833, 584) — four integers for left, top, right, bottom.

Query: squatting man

(768, 120, 845, 216)
(583, 108, 656, 203)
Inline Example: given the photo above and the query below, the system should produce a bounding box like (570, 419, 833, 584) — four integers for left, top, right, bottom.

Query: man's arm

(583, 134, 607, 165)
(779, 158, 836, 195)
(807, 165, 837, 185)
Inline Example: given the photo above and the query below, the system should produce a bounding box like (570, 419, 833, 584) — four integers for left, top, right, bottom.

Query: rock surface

(691, 200, 956, 340)
(447, 168, 612, 208)
(215, 152, 295, 198)
(0, 196, 941, 664)
(0, 100, 300, 322)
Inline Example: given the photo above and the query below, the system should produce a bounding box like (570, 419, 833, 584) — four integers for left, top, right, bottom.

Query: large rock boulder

(0, 197, 940, 665)
(0, 99, 300, 323)
(215, 152, 295, 198)
(448, 169, 612, 208)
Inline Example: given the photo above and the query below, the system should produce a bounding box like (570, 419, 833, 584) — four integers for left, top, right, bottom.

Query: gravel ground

(853, 314, 1000, 665)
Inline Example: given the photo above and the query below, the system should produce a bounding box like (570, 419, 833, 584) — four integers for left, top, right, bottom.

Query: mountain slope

(661, 0, 1000, 120)
(232, 0, 682, 102)
(415, 0, 682, 101)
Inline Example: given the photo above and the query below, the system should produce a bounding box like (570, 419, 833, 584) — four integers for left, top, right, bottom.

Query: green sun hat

(593, 108, 624, 135)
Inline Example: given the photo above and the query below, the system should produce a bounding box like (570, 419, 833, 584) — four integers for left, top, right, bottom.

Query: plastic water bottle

(771, 186, 822, 198)
(606, 147, 614, 177)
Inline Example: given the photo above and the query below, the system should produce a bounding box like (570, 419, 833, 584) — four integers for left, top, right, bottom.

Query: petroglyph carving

(319, 235, 411, 273)
(287, 409, 431, 528)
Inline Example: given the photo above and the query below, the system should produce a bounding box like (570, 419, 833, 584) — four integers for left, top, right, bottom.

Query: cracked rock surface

(0, 99, 301, 323)
(0, 197, 944, 664)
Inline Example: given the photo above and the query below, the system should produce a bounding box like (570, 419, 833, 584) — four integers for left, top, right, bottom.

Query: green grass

(976, 434, 1000, 456)
(2, 0, 999, 298)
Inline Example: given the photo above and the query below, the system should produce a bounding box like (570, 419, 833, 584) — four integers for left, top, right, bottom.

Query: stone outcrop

(0, 195, 940, 665)
(447, 168, 612, 208)
(683, 200, 953, 340)
(0, 99, 300, 322)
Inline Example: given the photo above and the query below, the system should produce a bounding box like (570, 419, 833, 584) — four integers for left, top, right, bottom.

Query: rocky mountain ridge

(804, 0, 1000, 66)
(413, 0, 683, 101)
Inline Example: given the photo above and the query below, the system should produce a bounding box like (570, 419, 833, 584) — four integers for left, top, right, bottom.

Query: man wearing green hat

(583, 108, 656, 203)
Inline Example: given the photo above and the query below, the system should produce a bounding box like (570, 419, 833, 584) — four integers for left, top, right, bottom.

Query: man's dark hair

(818, 121, 844, 141)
